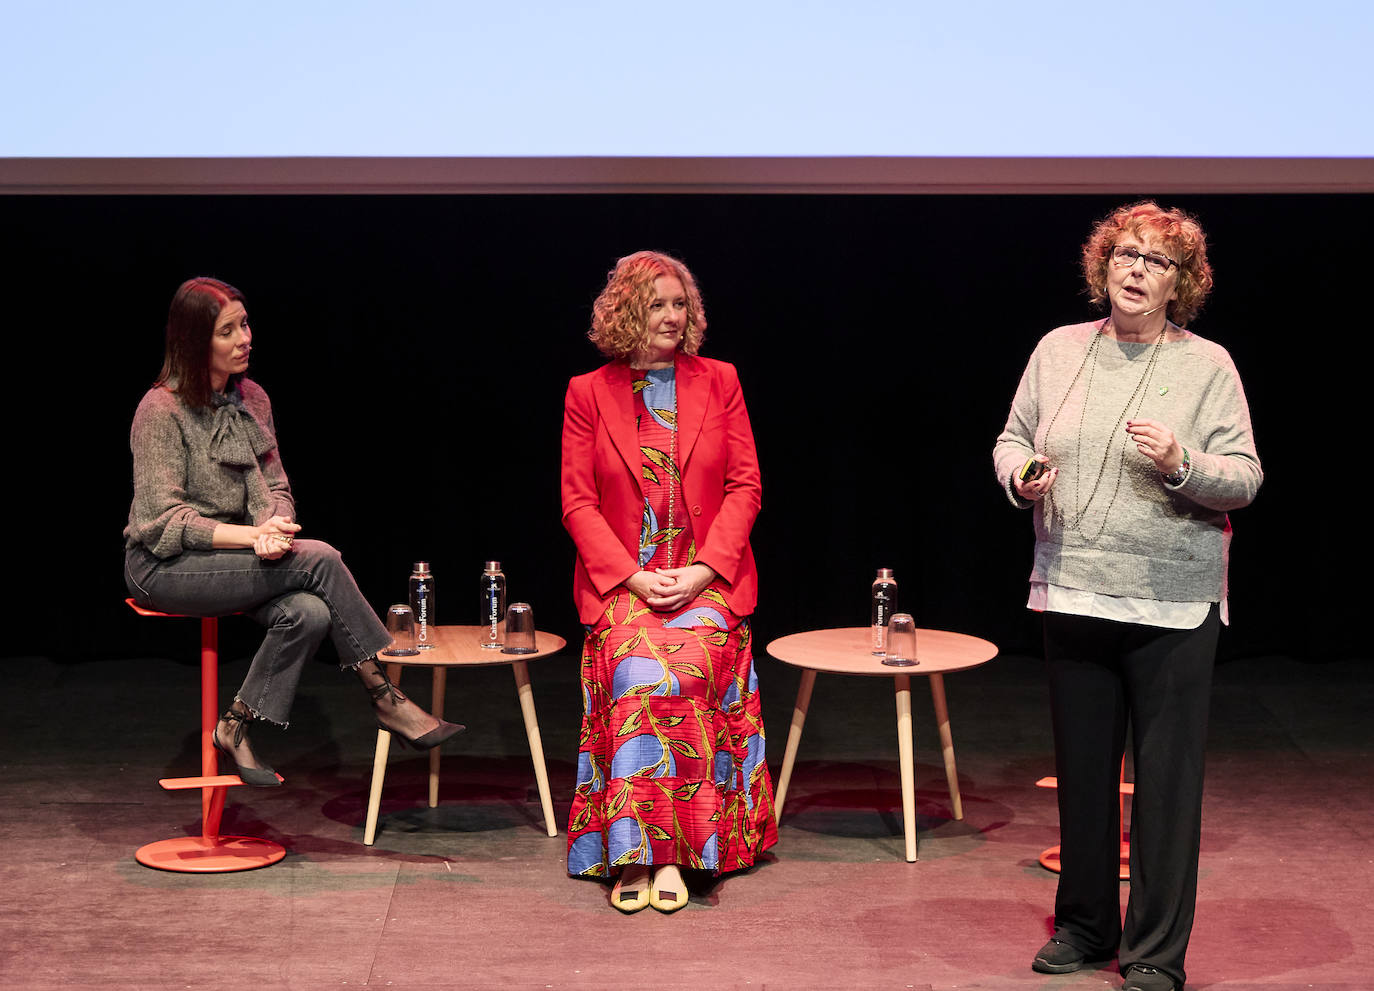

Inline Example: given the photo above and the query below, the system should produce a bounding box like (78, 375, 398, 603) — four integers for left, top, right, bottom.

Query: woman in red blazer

(562, 251, 777, 913)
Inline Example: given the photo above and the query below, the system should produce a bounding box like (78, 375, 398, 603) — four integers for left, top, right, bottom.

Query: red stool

(126, 598, 286, 872)
(1036, 758, 1132, 881)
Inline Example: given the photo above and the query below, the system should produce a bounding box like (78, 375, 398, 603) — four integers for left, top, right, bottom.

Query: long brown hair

(155, 277, 245, 408)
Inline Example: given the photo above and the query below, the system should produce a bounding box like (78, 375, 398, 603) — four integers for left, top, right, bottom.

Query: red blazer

(561, 354, 762, 625)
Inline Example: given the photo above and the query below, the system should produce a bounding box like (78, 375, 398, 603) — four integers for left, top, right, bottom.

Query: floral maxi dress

(566, 365, 778, 877)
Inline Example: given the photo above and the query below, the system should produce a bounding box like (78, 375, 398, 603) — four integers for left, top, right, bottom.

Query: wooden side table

(363, 624, 566, 846)
(766, 626, 997, 862)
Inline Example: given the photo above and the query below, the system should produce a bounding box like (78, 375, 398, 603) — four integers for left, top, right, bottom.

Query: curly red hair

(1082, 201, 1214, 326)
(588, 251, 707, 361)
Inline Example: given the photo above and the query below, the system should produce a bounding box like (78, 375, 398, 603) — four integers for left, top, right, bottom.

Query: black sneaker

(1031, 938, 1086, 974)
(1122, 964, 1178, 991)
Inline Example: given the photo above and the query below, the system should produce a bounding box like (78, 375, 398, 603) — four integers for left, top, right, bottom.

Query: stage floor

(3, 642, 1369, 990)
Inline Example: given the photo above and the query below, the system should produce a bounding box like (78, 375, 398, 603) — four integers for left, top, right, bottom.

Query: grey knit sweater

(993, 321, 1262, 603)
(124, 379, 295, 559)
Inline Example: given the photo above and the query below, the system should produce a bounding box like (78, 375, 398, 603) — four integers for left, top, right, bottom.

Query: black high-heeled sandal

(360, 661, 466, 750)
(213, 707, 282, 787)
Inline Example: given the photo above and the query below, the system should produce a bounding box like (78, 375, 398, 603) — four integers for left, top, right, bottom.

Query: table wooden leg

(511, 660, 557, 837)
(927, 672, 962, 820)
(774, 668, 817, 818)
(894, 673, 917, 862)
(363, 727, 393, 846)
(428, 666, 447, 809)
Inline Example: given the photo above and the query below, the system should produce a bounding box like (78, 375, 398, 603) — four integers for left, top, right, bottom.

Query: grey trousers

(125, 539, 391, 725)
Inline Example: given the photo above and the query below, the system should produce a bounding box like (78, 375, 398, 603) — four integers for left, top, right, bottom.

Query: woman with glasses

(993, 203, 1262, 991)
(561, 251, 777, 913)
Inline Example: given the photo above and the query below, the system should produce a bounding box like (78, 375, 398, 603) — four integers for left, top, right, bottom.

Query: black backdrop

(4, 192, 1359, 664)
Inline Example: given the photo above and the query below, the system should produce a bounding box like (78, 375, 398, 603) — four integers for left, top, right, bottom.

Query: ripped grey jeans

(125, 539, 391, 725)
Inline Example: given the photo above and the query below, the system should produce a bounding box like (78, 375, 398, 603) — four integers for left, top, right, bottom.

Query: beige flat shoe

(611, 865, 651, 913)
(649, 865, 688, 913)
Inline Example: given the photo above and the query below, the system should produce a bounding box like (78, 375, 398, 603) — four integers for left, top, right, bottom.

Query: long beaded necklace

(666, 379, 678, 565)
(1041, 319, 1167, 541)
(637, 363, 681, 566)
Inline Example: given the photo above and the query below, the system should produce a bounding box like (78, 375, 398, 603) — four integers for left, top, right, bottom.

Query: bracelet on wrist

(1162, 446, 1191, 486)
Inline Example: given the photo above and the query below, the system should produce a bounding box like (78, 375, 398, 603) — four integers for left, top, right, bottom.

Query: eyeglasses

(1110, 245, 1180, 276)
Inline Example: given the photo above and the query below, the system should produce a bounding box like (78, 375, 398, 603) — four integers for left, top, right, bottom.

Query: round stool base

(1039, 843, 1130, 881)
(136, 835, 286, 873)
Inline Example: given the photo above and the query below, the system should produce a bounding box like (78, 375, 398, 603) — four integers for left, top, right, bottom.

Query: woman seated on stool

(124, 277, 463, 786)
(561, 251, 777, 913)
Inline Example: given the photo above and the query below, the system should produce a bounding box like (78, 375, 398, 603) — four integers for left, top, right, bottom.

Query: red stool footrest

(159, 773, 283, 790)
(1036, 775, 1134, 795)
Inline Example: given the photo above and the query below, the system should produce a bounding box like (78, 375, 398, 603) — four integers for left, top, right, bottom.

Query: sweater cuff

(184, 516, 220, 551)
(1006, 474, 1032, 509)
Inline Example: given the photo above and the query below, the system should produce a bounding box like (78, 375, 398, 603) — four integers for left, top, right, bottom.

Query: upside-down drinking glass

(881, 613, 919, 667)
(381, 604, 420, 656)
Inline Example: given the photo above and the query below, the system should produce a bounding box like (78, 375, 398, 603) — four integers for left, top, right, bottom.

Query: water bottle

(480, 561, 506, 648)
(872, 568, 898, 655)
(409, 562, 436, 649)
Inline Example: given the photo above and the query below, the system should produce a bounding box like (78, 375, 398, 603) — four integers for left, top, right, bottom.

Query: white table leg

(774, 668, 817, 818)
(363, 727, 393, 846)
(894, 673, 917, 862)
(363, 662, 406, 845)
(511, 660, 557, 837)
(428, 666, 447, 809)
(927, 672, 962, 820)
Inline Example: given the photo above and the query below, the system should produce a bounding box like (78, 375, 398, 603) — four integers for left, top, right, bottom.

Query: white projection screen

(3, 1, 1372, 193)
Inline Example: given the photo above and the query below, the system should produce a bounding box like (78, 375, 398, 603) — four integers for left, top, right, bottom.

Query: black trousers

(1044, 605, 1220, 987)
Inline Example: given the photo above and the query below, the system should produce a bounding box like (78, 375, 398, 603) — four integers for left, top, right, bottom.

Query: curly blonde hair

(588, 251, 707, 360)
(1082, 201, 1214, 326)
